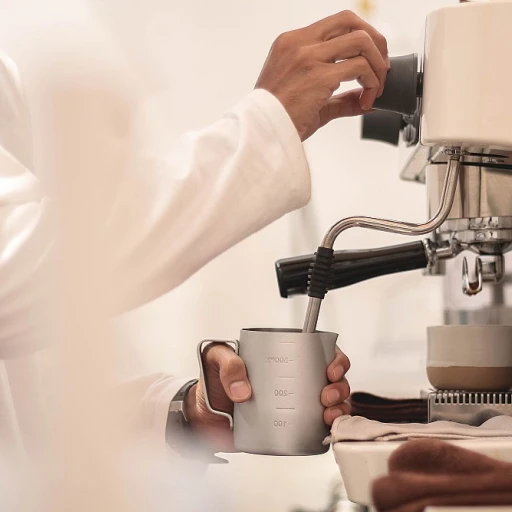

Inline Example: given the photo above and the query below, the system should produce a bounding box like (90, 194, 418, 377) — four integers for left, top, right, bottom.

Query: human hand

(255, 10, 389, 140)
(184, 344, 351, 452)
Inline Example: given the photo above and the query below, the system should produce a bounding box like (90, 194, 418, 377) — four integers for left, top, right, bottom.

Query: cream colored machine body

(404, 0, 512, 294)
(275, 2, 512, 506)
(276, 1, 512, 426)
(379, 0, 512, 422)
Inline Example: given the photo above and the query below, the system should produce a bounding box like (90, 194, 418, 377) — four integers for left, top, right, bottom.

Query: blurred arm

(0, 36, 310, 358)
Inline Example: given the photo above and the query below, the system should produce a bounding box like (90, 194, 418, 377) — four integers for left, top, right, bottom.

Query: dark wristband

(165, 380, 227, 464)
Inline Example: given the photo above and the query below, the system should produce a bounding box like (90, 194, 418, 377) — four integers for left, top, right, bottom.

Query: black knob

(373, 53, 420, 116)
(361, 111, 405, 146)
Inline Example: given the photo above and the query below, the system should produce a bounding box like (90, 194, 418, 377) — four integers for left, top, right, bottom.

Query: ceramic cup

(427, 324, 512, 391)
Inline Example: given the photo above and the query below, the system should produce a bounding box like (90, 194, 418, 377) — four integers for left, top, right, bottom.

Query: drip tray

(428, 391, 512, 426)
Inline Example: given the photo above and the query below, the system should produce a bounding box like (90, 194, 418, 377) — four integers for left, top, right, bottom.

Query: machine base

(428, 391, 512, 426)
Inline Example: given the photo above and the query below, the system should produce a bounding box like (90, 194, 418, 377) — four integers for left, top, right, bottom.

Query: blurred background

(0, 0, 459, 511)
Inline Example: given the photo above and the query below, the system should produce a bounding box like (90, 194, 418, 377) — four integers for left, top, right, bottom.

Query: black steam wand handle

(275, 241, 428, 298)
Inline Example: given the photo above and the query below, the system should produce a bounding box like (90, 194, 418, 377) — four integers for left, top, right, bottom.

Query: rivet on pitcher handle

(197, 339, 239, 429)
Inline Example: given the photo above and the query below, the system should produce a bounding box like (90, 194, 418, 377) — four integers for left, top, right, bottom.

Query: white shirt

(0, 24, 311, 461)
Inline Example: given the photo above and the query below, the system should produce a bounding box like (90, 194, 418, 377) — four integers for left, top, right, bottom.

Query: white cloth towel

(327, 415, 512, 443)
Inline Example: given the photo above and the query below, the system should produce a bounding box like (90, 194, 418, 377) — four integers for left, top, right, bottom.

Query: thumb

(206, 344, 252, 403)
(319, 88, 369, 128)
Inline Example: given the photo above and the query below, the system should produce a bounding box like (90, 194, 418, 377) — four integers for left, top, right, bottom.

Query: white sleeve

(106, 87, 311, 312)
(1, 35, 311, 453)
(0, 42, 310, 359)
(117, 374, 192, 448)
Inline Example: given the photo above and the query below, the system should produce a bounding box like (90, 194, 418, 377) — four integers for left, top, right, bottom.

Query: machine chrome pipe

(303, 156, 462, 333)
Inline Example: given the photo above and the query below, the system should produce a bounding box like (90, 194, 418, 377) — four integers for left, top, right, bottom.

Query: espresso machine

(275, 0, 512, 427)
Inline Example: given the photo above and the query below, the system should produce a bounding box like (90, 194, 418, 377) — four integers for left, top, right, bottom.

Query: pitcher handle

(197, 339, 239, 430)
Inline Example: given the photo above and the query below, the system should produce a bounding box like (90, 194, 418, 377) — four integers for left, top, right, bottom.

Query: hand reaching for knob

(255, 10, 389, 140)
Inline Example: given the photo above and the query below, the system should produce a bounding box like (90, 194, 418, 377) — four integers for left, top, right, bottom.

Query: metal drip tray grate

(428, 391, 512, 426)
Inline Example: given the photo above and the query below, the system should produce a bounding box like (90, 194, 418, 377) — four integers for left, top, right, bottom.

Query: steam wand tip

(303, 247, 334, 332)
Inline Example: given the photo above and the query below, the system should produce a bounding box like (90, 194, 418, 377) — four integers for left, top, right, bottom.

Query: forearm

(105, 89, 311, 312)
(0, 58, 310, 358)
(0, 13, 314, 357)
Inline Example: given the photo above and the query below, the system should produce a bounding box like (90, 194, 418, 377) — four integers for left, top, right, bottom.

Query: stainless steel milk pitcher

(197, 328, 338, 456)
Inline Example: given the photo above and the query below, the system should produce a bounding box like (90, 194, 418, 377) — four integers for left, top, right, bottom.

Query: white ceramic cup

(427, 324, 512, 391)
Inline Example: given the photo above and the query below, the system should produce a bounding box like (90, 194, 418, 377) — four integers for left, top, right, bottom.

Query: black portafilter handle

(275, 241, 428, 298)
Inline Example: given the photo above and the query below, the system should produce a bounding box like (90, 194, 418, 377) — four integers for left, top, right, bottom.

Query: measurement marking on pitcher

(276, 407, 295, 410)
(267, 356, 288, 364)
(273, 420, 292, 427)
(274, 389, 295, 397)
(267, 356, 296, 364)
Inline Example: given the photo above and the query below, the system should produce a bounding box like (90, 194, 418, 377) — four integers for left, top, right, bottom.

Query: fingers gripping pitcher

(197, 328, 338, 456)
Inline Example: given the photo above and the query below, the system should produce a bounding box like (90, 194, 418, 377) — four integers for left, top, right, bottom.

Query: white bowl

(333, 439, 512, 506)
